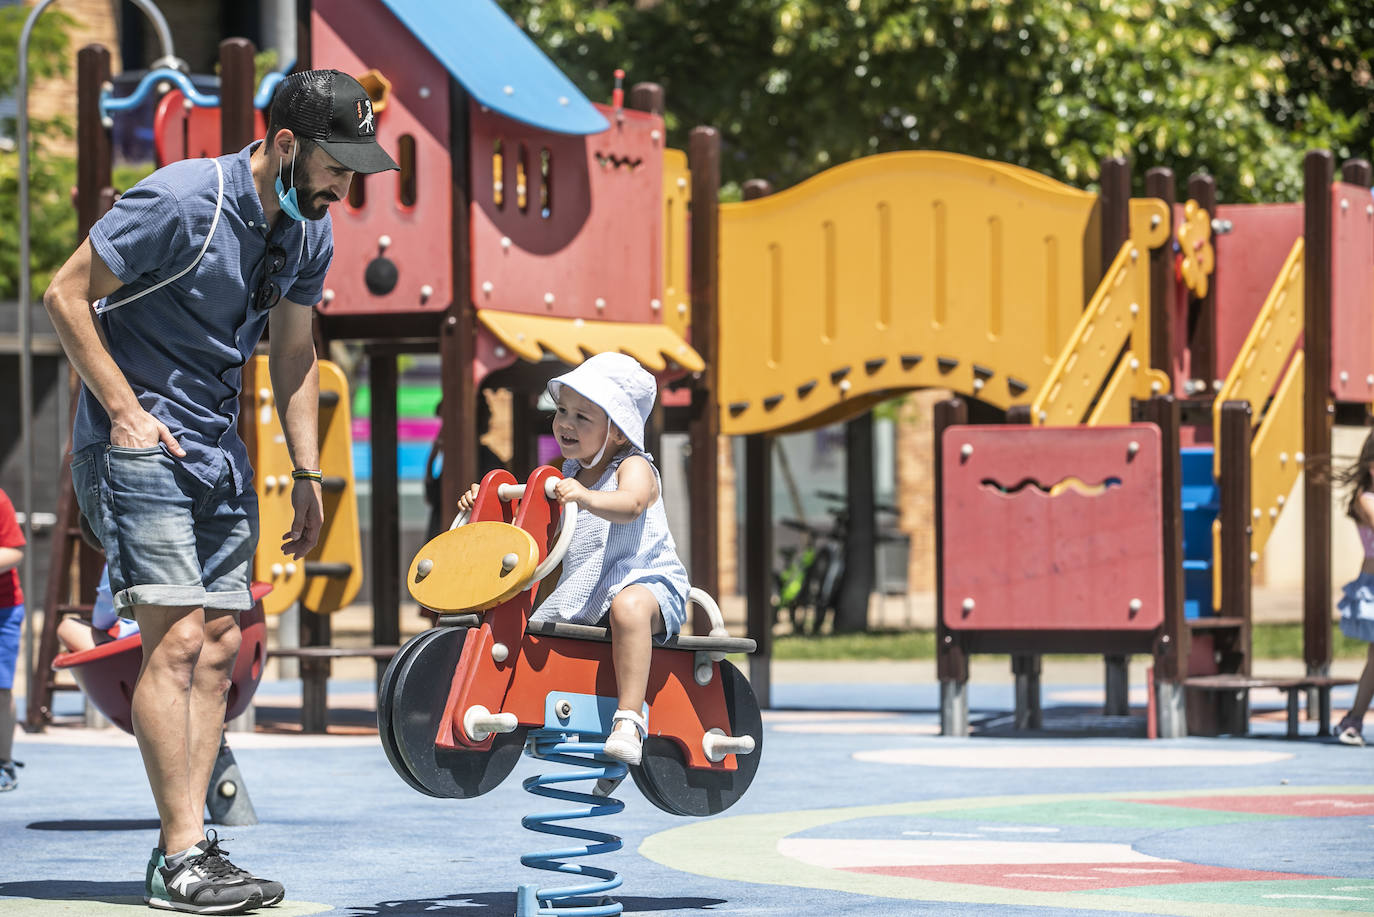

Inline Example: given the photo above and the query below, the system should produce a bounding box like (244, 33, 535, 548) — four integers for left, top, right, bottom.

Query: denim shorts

(70, 444, 257, 612)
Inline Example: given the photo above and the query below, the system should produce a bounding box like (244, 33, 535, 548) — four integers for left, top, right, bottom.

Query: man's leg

(186, 611, 241, 817)
(132, 604, 208, 857)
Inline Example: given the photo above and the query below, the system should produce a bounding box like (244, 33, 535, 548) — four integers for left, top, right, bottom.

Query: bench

(1184, 674, 1359, 738)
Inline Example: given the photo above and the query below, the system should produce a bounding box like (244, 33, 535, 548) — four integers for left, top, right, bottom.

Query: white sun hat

(547, 352, 657, 454)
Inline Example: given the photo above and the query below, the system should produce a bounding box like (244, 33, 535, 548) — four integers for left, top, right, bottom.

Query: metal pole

(16, 0, 177, 709)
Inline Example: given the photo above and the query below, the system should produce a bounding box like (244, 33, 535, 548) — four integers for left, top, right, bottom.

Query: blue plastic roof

(377, 0, 609, 135)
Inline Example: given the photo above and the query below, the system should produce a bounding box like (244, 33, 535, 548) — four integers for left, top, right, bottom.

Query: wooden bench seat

(1184, 674, 1358, 738)
(524, 619, 757, 655)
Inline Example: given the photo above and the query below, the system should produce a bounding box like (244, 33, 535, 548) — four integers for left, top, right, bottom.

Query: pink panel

(941, 424, 1163, 631)
(153, 90, 266, 165)
(1212, 202, 1303, 381)
(1331, 183, 1374, 402)
(311, 0, 453, 316)
(469, 102, 664, 323)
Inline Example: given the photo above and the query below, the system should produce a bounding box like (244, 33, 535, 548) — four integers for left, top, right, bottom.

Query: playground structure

(18, 0, 1374, 750)
(382, 466, 759, 912)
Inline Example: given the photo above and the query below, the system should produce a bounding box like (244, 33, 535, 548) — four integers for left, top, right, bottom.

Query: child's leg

(608, 585, 665, 714)
(1350, 643, 1374, 722)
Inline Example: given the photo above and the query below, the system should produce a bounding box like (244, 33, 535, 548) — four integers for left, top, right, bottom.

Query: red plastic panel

(1212, 202, 1303, 383)
(153, 90, 266, 166)
(1331, 183, 1374, 402)
(311, 0, 454, 316)
(469, 102, 664, 323)
(941, 424, 1163, 632)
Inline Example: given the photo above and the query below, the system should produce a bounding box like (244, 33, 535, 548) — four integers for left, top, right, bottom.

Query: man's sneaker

(196, 834, 285, 907)
(0, 760, 22, 792)
(146, 836, 261, 914)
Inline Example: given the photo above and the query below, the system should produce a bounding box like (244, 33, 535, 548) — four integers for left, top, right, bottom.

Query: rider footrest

(525, 619, 756, 654)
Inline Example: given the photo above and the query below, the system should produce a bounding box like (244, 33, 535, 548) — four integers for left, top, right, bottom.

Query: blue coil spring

(517, 730, 628, 916)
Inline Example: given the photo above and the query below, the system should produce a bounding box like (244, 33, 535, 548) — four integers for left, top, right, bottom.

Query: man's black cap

(271, 69, 399, 174)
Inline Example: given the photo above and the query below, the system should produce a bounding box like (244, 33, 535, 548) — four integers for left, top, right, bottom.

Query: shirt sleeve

(284, 218, 335, 307)
(88, 178, 188, 286)
(0, 490, 25, 550)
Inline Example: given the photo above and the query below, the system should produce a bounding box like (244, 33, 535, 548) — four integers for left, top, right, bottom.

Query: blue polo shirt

(77, 141, 333, 493)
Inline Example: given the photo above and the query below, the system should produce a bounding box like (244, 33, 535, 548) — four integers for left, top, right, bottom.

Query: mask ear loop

(277, 139, 297, 188)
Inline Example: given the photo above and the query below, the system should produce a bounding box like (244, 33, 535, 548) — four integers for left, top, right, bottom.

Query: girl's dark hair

(1335, 429, 1374, 523)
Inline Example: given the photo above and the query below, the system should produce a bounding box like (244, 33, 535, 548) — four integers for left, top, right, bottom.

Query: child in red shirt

(0, 487, 26, 790)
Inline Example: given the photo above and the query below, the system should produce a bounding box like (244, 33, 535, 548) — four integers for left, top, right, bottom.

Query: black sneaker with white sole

(146, 834, 262, 914)
(197, 834, 285, 907)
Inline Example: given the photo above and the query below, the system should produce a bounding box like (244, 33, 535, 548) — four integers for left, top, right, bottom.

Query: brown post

(441, 81, 477, 558)
(1135, 394, 1188, 736)
(935, 397, 970, 735)
(511, 390, 539, 477)
(219, 38, 257, 154)
(295, 0, 312, 71)
(1145, 167, 1176, 375)
(369, 351, 401, 662)
(1303, 150, 1335, 678)
(1099, 156, 1132, 267)
(1217, 399, 1253, 734)
(687, 127, 721, 626)
(627, 82, 665, 117)
(744, 434, 772, 707)
(76, 45, 112, 241)
(1340, 159, 1372, 187)
(1185, 173, 1218, 392)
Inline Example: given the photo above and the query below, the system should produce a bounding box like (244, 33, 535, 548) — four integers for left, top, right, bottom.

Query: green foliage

(498, 0, 1369, 202)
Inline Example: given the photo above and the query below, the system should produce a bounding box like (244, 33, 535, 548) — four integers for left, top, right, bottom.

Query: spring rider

(380, 466, 763, 915)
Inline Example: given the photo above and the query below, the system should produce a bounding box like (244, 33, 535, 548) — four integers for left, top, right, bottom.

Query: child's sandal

(603, 709, 647, 765)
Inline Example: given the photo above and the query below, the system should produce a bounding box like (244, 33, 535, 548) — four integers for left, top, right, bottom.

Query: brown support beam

(1340, 159, 1372, 187)
(1217, 399, 1253, 734)
(1099, 156, 1132, 264)
(1185, 173, 1218, 392)
(687, 127, 721, 628)
(295, 0, 312, 71)
(1303, 150, 1335, 677)
(1135, 396, 1188, 684)
(369, 352, 401, 660)
(744, 434, 772, 708)
(441, 81, 476, 553)
(76, 45, 112, 242)
(1145, 168, 1176, 376)
(935, 398, 969, 735)
(219, 38, 257, 154)
(627, 82, 665, 117)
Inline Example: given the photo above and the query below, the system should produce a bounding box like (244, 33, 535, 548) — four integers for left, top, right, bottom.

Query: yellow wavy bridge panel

(717, 151, 1101, 435)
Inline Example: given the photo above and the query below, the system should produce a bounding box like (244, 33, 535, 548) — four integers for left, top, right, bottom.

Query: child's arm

(552, 455, 659, 524)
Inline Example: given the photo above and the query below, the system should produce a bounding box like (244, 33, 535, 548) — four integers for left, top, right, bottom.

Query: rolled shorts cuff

(115, 584, 252, 612)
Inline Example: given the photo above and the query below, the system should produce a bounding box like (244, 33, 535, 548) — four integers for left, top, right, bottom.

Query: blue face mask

(275, 143, 306, 222)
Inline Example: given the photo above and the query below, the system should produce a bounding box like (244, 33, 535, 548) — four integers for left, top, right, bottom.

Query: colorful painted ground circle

(641, 786, 1374, 914)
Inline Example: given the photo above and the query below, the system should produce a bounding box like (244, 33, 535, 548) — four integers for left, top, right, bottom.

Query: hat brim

(317, 137, 399, 174)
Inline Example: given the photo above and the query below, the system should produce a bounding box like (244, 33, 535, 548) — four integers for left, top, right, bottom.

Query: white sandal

(602, 709, 647, 765)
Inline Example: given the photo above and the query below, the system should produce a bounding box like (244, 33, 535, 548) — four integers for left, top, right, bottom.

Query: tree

(0, 5, 76, 301)
(498, 0, 1367, 202)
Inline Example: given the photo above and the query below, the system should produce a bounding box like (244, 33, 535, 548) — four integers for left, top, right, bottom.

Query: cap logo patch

(355, 99, 375, 136)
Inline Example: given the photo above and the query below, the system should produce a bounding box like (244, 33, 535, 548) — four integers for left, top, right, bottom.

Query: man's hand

(281, 479, 324, 559)
(110, 408, 185, 456)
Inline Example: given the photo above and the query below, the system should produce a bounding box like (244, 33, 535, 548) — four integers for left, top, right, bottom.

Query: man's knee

(200, 616, 242, 668)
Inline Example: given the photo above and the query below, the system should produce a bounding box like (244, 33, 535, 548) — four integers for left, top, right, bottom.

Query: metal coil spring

(517, 730, 628, 916)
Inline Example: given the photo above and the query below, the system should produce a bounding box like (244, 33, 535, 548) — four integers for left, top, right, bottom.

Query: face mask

(275, 142, 306, 222)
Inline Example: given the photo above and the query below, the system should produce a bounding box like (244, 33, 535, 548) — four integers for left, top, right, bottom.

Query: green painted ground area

(1095, 878, 1374, 912)
(925, 798, 1278, 830)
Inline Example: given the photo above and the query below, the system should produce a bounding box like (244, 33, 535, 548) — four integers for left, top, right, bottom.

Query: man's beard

(291, 172, 339, 221)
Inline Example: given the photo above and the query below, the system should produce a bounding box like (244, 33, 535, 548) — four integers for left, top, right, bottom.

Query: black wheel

(378, 629, 447, 797)
(630, 661, 763, 817)
(391, 625, 527, 798)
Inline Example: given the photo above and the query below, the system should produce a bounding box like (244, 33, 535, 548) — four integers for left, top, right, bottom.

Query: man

(44, 69, 397, 914)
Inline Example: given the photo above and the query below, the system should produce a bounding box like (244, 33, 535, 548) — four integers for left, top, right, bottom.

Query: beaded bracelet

(291, 469, 324, 483)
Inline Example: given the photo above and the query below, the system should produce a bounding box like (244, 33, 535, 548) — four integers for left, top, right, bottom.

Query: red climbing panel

(1330, 182, 1374, 403)
(153, 89, 266, 166)
(1212, 202, 1303, 385)
(941, 424, 1164, 632)
(468, 101, 664, 324)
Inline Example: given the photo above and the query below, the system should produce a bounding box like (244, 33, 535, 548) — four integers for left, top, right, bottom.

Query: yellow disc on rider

(406, 521, 541, 613)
